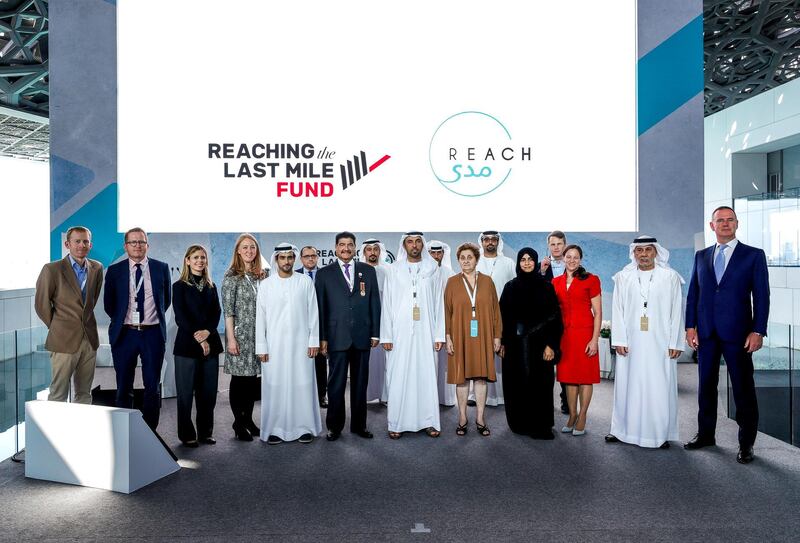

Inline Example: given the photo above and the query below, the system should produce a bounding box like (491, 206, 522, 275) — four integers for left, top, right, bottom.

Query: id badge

(640, 315, 649, 331)
(412, 306, 421, 321)
(470, 319, 479, 337)
(132, 310, 141, 325)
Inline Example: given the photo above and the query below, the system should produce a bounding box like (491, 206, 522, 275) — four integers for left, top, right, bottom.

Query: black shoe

(737, 446, 754, 464)
(326, 430, 340, 441)
(299, 433, 314, 444)
(245, 420, 260, 436)
(659, 441, 670, 449)
(199, 436, 216, 445)
(233, 422, 253, 441)
(267, 435, 283, 445)
(560, 403, 570, 415)
(466, 399, 477, 407)
(684, 434, 716, 450)
(319, 397, 328, 408)
(353, 429, 374, 439)
(182, 440, 199, 448)
(604, 434, 619, 443)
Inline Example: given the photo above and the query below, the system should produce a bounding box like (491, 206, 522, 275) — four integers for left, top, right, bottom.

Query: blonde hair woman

(172, 244, 223, 447)
(221, 234, 267, 441)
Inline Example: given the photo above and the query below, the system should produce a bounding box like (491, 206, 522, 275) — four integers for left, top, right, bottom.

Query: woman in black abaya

(499, 248, 563, 439)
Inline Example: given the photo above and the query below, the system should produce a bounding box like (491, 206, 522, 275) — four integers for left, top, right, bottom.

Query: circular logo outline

(428, 111, 513, 198)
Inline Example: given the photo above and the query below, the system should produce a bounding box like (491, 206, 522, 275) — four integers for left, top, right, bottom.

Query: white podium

(599, 337, 615, 379)
(25, 401, 180, 493)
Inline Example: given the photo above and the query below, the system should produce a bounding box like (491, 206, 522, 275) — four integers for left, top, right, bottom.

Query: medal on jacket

(359, 281, 366, 297)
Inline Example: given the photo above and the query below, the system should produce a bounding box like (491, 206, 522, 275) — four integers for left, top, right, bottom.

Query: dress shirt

(337, 258, 355, 291)
(68, 254, 88, 299)
(550, 258, 566, 278)
(124, 257, 160, 325)
(303, 266, 318, 281)
(713, 238, 739, 274)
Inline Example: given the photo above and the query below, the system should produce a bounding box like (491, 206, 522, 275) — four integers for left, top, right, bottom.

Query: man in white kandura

(475, 230, 515, 406)
(256, 243, 322, 445)
(380, 232, 445, 439)
(360, 238, 390, 404)
(607, 235, 684, 449)
(428, 240, 456, 407)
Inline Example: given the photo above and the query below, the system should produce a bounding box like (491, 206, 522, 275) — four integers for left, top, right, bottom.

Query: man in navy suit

(104, 227, 172, 430)
(314, 232, 381, 441)
(684, 206, 769, 464)
(297, 245, 328, 408)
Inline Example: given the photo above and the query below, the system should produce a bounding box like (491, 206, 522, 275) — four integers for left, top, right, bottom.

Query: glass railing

(734, 187, 800, 266)
(0, 326, 51, 462)
(728, 323, 797, 445)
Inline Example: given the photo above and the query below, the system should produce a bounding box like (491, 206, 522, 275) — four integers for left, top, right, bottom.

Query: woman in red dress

(552, 245, 602, 436)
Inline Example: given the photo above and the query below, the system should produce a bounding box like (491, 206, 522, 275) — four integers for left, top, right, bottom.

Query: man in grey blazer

(34, 226, 104, 404)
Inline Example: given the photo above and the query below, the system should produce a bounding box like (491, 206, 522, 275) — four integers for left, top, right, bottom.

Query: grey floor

(1, 365, 800, 542)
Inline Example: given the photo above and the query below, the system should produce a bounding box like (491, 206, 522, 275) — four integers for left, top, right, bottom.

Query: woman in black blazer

(172, 244, 223, 447)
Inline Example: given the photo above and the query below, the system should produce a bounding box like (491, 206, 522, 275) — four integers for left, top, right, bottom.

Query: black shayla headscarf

(515, 247, 541, 279)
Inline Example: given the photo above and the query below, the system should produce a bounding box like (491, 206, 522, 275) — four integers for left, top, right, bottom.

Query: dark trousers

(326, 347, 370, 434)
(697, 332, 759, 447)
(229, 374, 260, 428)
(315, 354, 328, 401)
(174, 354, 219, 442)
(112, 327, 165, 430)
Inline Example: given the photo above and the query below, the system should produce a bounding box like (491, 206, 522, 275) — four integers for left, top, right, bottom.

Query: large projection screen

(118, 0, 637, 233)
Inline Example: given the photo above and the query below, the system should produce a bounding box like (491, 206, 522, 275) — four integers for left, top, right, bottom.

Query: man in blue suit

(104, 227, 172, 431)
(315, 232, 381, 441)
(684, 206, 769, 464)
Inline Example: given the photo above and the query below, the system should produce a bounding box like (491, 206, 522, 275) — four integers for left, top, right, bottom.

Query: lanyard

(244, 273, 259, 295)
(461, 273, 478, 318)
(637, 270, 654, 315)
(408, 264, 421, 307)
(483, 257, 497, 277)
(130, 261, 149, 296)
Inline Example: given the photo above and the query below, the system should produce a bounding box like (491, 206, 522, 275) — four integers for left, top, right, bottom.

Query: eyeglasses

(482, 236, 499, 242)
(126, 241, 147, 246)
(301, 254, 317, 258)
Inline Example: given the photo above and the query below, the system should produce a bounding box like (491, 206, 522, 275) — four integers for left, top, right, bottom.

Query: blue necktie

(135, 263, 145, 322)
(309, 270, 314, 280)
(714, 244, 727, 283)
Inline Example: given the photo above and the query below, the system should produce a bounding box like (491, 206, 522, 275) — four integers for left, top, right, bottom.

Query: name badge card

(640, 316, 649, 332)
(132, 310, 141, 325)
(412, 306, 421, 321)
(470, 319, 479, 337)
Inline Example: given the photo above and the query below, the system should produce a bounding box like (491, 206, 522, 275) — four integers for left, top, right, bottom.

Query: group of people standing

(34, 206, 769, 463)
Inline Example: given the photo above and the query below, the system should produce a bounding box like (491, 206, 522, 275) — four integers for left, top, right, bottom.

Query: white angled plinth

(25, 401, 180, 494)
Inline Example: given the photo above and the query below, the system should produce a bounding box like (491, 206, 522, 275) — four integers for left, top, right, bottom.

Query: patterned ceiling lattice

(0, 0, 49, 116)
(705, 0, 800, 116)
(0, 112, 48, 160)
(0, 0, 48, 159)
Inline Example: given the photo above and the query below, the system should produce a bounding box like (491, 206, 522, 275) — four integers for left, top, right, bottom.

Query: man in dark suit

(104, 227, 172, 430)
(684, 206, 769, 464)
(35, 226, 104, 404)
(315, 232, 381, 441)
(539, 229, 569, 414)
(297, 244, 328, 408)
